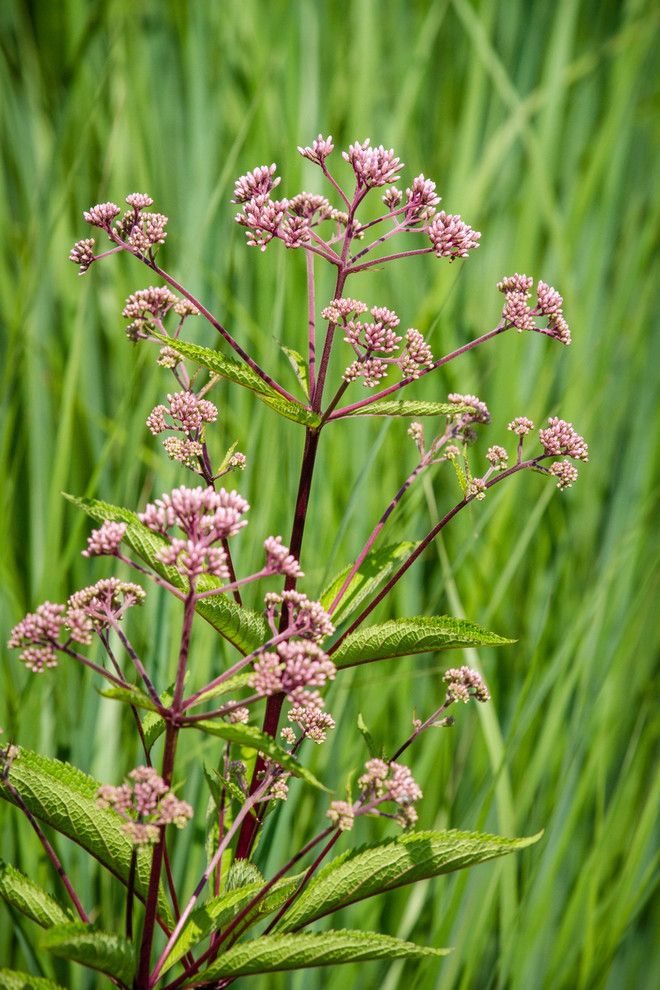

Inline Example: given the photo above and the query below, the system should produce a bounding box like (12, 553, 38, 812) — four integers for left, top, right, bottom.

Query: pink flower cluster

(264, 590, 335, 643)
(538, 417, 589, 462)
(342, 139, 404, 188)
(443, 666, 490, 703)
(427, 211, 481, 259)
(122, 286, 178, 340)
(97, 766, 192, 846)
(322, 298, 434, 388)
(251, 640, 336, 702)
(263, 536, 304, 578)
(139, 486, 249, 580)
(448, 392, 491, 425)
(497, 273, 571, 345)
(83, 520, 126, 557)
(358, 757, 423, 827)
(147, 390, 218, 436)
(8, 579, 145, 672)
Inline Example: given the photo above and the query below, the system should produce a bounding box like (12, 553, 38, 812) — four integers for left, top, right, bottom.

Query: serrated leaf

(277, 829, 543, 931)
(191, 722, 326, 791)
(154, 336, 320, 426)
(0, 862, 70, 928)
(64, 493, 270, 656)
(99, 684, 159, 712)
(160, 875, 302, 974)
(40, 924, 135, 987)
(187, 671, 253, 710)
(0, 749, 171, 924)
(194, 929, 448, 980)
(277, 342, 310, 398)
(216, 439, 239, 474)
(321, 541, 418, 625)
(342, 400, 465, 418)
(0, 970, 67, 990)
(331, 615, 513, 669)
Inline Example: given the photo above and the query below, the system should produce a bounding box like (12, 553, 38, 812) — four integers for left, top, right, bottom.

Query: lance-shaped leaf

(194, 929, 449, 980)
(0, 749, 171, 924)
(0, 862, 70, 928)
(331, 615, 514, 668)
(153, 335, 321, 427)
(276, 829, 543, 932)
(160, 875, 302, 974)
(65, 493, 270, 656)
(190, 722, 326, 791)
(340, 399, 470, 418)
(0, 970, 67, 990)
(277, 341, 310, 398)
(40, 924, 135, 987)
(321, 541, 418, 625)
(99, 684, 160, 712)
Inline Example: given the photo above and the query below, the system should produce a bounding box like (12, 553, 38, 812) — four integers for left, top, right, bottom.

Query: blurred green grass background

(0, 0, 658, 987)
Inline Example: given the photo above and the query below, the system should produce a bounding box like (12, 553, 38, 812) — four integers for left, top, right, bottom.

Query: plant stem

(347, 245, 434, 273)
(263, 830, 342, 934)
(148, 777, 272, 987)
(329, 460, 537, 653)
(1, 775, 90, 923)
(328, 459, 427, 615)
(306, 249, 316, 398)
(234, 426, 322, 860)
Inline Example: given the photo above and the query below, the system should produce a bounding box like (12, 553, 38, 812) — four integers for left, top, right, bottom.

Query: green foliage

(196, 929, 449, 980)
(0, 972, 67, 990)
(341, 400, 466, 418)
(154, 336, 321, 426)
(276, 829, 542, 931)
(332, 615, 514, 669)
(160, 876, 302, 974)
(0, 863, 70, 928)
(0, 749, 172, 923)
(39, 924, 135, 987)
(321, 542, 418, 623)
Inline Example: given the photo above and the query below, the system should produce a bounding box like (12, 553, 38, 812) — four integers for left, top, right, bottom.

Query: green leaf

(191, 722, 327, 791)
(0, 970, 67, 990)
(216, 439, 239, 474)
(342, 400, 464, 418)
(356, 713, 378, 758)
(195, 930, 449, 980)
(0, 862, 70, 928)
(277, 829, 543, 932)
(331, 615, 514, 669)
(154, 336, 320, 426)
(40, 924, 135, 987)
(160, 876, 302, 974)
(99, 684, 159, 712)
(0, 749, 171, 924)
(277, 342, 310, 398)
(187, 671, 253, 710)
(64, 493, 270, 656)
(321, 541, 418, 624)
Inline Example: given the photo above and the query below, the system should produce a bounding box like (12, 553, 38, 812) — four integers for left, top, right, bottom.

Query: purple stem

(107, 230, 298, 404)
(1, 774, 90, 923)
(109, 623, 163, 709)
(328, 459, 427, 615)
(330, 459, 539, 654)
(148, 776, 273, 987)
(306, 249, 316, 398)
(347, 245, 435, 273)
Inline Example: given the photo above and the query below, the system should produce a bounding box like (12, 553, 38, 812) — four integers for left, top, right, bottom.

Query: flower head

(448, 393, 491, 425)
(69, 238, 96, 275)
(82, 521, 127, 557)
(263, 536, 304, 578)
(327, 800, 355, 831)
(264, 591, 334, 643)
(83, 202, 121, 227)
(342, 140, 404, 188)
(297, 135, 334, 165)
(443, 666, 490, 703)
(97, 766, 192, 846)
(549, 459, 579, 490)
(232, 164, 281, 204)
(539, 417, 589, 462)
(507, 416, 534, 437)
(428, 212, 480, 259)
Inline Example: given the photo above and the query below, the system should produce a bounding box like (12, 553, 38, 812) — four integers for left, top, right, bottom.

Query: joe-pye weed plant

(1, 136, 588, 989)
